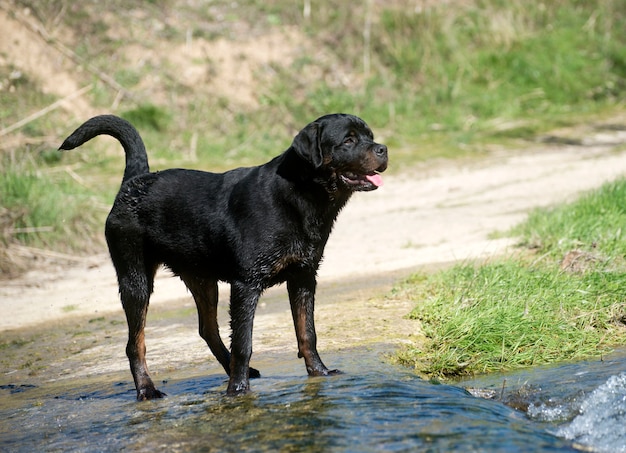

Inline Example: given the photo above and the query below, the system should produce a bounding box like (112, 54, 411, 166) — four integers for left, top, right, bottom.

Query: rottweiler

(60, 113, 388, 399)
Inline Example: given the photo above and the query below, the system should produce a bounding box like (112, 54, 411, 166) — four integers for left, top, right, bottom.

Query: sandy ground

(2, 122, 626, 340)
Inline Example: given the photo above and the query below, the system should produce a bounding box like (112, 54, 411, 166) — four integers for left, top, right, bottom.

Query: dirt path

(2, 122, 626, 348)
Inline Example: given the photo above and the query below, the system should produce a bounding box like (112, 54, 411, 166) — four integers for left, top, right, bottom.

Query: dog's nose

(374, 144, 387, 159)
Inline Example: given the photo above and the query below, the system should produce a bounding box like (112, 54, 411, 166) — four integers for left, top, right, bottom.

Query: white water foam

(527, 401, 572, 423)
(555, 373, 626, 452)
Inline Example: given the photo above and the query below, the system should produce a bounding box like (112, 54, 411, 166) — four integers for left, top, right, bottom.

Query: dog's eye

(343, 136, 357, 145)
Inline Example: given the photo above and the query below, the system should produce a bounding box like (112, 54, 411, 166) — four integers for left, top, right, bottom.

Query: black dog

(60, 114, 388, 399)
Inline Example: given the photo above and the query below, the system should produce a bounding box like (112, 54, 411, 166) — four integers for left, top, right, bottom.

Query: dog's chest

(252, 238, 322, 283)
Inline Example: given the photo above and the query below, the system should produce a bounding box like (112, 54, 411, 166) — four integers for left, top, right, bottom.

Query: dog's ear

(292, 122, 323, 168)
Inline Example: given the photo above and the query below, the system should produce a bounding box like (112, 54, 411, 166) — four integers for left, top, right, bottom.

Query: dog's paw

(226, 379, 250, 396)
(318, 368, 342, 377)
(308, 367, 343, 377)
(137, 386, 167, 401)
(249, 367, 261, 379)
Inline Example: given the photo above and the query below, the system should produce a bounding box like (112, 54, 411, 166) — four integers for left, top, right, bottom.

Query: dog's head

(291, 114, 388, 192)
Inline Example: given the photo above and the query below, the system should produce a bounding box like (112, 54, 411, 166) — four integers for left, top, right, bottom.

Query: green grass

(396, 262, 626, 377)
(0, 157, 105, 276)
(395, 178, 626, 378)
(513, 179, 626, 261)
(121, 104, 171, 132)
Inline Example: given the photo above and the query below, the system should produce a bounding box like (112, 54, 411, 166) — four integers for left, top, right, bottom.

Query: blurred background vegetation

(1, 0, 625, 276)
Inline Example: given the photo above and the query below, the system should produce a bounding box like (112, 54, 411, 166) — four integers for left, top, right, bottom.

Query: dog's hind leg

(109, 239, 164, 400)
(181, 276, 261, 380)
(120, 271, 165, 401)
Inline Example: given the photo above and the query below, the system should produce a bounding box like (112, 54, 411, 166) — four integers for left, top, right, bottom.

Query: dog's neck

(273, 148, 352, 235)
(276, 148, 351, 198)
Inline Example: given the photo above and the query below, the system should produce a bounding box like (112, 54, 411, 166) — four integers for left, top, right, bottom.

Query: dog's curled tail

(59, 115, 150, 184)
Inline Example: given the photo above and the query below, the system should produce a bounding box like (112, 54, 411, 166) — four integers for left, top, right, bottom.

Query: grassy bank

(395, 179, 626, 378)
(1, 0, 625, 275)
(0, 163, 102, 250)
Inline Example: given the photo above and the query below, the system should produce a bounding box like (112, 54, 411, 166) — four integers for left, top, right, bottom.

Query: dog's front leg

(227, 281, 260, 395)
(287, 273, 340, 377)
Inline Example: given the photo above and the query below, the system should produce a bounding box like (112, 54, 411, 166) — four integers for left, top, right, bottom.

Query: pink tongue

(366, 173, 383, 187)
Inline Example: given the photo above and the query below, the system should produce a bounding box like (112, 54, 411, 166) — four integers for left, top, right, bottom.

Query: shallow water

(6, 345, 621, 452)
